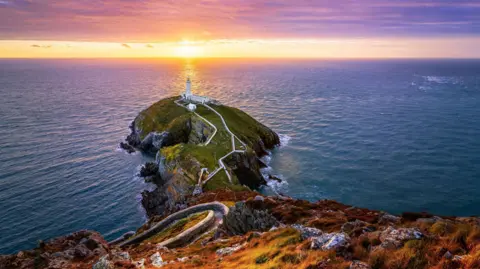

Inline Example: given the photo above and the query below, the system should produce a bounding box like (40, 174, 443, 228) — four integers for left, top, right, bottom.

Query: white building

(182, 77, 211, 104)
(187, 103, 197, 111)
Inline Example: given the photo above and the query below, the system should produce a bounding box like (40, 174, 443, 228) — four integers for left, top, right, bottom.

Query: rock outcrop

(122, 96, 279, 217)
(222, 201, 279, 235)
(0, 230, 108, 269)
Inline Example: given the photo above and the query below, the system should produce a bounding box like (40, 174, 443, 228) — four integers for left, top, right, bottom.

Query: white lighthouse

(182, 77, 211, 104)
(185, 77, 192, 97)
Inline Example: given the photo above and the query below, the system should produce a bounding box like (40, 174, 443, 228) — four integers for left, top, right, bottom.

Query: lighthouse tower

(182, 77, 211, 104)
(185, 77, 192, 97)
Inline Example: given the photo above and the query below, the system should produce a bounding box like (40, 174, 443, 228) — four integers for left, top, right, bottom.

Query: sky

(1, 0, 479, 58)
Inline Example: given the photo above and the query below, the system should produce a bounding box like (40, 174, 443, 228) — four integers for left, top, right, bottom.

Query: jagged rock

(120, 142, 136, 153)
(0, 230, 109, 269)
(225, 151, 267, 189)
(150, 252, 167, 267)
(111, 250, 130, 261)
(192, 184, 203, 196)
(310, 232, 350, 251)
(254, 195, 264, 201)
(93, 255, 114, 269)
(291, 224, 323, 239)
(378, 213, 401, 225)
(268, 174, 283, 182)
(215, 243, 245, 256)
(126, 122, 141, 147)
(141, 188, 169, 218)
(189, 116, 214, 144)
(341, 220, 371, 234)
(379, 226, 423, 249)
(222, 201, 279, 235)
(140, 132, 170, 154)
(444, 251, 453, 260)
(71, 244, 91, 259)
(349, 260, 371, 269)
(140, 162, 159, 177)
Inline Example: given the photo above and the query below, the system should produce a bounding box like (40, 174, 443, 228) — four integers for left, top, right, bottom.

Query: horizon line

(1, 56, 480, 60)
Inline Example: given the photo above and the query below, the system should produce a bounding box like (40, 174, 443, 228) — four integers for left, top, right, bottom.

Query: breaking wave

(279, 134, 292, 148)
(423, 76, 460, 84)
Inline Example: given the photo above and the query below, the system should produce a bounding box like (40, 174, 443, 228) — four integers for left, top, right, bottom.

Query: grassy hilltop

(132, 96, 279, 192)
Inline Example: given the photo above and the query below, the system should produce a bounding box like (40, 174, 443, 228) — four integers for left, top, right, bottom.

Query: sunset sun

(174, 40, 203, 58)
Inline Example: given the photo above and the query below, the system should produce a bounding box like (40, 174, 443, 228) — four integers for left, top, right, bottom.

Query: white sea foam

(423, 76, 459, 84)
(279, 134, 292, 148)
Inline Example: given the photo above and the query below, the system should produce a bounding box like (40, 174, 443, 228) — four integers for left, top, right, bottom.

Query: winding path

(174, 99, 248, 187)
(116, 202, 229, 248)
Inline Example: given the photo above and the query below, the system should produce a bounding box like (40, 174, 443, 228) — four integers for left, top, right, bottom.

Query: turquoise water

(1, 59, 479, 254)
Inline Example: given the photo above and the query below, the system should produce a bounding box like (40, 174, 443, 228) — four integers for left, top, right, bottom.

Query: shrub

(429, 222, 455, 236)
(255, 254, 269, 264)
(280, 253, 302, 264)
(369, 250, 387, 269)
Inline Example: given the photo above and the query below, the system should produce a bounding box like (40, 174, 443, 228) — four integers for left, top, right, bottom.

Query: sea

(1, 58, 479, 254)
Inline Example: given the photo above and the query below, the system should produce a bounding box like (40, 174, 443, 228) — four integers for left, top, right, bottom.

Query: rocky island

(2, 94, 480, 269)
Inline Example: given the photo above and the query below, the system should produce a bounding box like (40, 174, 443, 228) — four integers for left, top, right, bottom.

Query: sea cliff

(122, 96, 279, 217)
(2, 97, 480, 269)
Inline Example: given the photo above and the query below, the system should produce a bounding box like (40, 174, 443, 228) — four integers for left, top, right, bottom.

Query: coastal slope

(4, 97, 480, 269)
(124, 96, 280, 216)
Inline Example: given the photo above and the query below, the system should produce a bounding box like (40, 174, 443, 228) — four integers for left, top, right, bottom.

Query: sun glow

(174, 40, 203, 58)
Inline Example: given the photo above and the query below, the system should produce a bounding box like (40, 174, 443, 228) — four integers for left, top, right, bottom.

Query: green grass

(208, 104, 275, 149)
(135, 96, 188, 139)
(136, 98, 273, 192)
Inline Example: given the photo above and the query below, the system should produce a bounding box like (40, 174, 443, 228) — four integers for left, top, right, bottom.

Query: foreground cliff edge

(3, 97, 480, 269)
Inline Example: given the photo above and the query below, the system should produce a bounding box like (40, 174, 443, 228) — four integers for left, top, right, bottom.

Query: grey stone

(216, 243, 245, 256)
(350, 260, 371, 269)
(378, 213, 401, 224)
(379, 226, 423, 249)
(93, 255, 114, 269)
(291, 224, 323, 239)
(112, 250, 130, 261)
(150, 252, 166, 267)
(72, 244, 92, 259)
(192, 184, 203, 196)
(222, 201, 279, 235)
(341, 220, 369, 234)
(254, 195, 264, 201)
(310, 232, 350, 251)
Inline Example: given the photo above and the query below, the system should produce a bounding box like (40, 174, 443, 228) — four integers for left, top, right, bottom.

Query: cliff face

(124, 96, 280, 217)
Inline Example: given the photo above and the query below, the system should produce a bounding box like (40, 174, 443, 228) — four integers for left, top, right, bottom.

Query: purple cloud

(0, 0, 479, 41)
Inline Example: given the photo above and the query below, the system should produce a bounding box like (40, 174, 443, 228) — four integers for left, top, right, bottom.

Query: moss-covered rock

(125, 96, 279, 217)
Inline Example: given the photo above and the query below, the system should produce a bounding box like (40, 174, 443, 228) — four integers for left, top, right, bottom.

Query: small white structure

(182, 77, 211, 104)
(187, 103, 197, 111)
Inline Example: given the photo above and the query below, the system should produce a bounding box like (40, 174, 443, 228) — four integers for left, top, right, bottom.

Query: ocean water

(1, 59, 480, 254)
